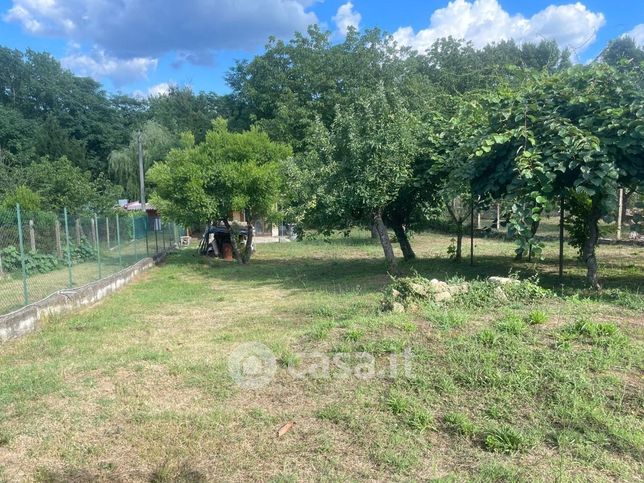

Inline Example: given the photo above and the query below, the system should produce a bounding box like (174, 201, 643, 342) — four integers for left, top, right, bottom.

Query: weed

(344, 328, 364, 342)
(560, 319, 624, 346)
(0, 430, 10, 446)
(477, 329, 501, 347)
(405, 406, 434, 432)
(527, 310, 548, 325)
(484, 426, 529, 454)
(316, 404, 351, 425)
(443, 412, 477, 438)
(424, 307, 468, 329)
(278, 350, 301, 368)
(496, 315, 527, 336)
(386, 390, 412, 415)
(310, 321, 335, 340)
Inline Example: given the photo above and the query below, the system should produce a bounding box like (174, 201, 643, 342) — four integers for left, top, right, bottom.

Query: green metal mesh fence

(0, 204, 179, 316)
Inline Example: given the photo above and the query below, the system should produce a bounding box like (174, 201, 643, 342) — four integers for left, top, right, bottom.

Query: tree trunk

(455, 222, 463, 262)
(527, 220, 540, 262)
(373, 212, 397, 271)
(622, 189, 633, 222)
(582, 207, 602, 290)
(391, 222, 415, 261)
(371, 223, 379, 239)
(223, 219, 242, 263)
(241, 220, 254, 264)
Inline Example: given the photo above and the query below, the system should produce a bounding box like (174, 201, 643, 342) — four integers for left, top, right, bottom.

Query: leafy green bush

(0, 236, 95, 277)
(0, 246, 21, 272)
(70, 237, 96, 263)
(24, 251, 59, 274)
(0, 246, 58, 275)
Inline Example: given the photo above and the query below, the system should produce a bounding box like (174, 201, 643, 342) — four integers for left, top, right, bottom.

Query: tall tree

(466, 64, 643, 287)
(148, 86, 221, 142)
(301, 86, 418, 269)
(148, 119, 291, 264)
(108, 121, 176, 200)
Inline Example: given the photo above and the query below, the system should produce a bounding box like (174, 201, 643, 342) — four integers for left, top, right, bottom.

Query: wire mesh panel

(20, 209, 67, 305)
(0, 206, 178, 316)
(0, 207, 26, 314)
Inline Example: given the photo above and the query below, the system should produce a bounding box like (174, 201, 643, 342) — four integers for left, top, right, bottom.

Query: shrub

(70, 237, 96, 263)
(0, 246, 58, 275)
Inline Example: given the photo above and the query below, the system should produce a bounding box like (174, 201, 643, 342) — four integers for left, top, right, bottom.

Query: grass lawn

(0, 231, 642, 481)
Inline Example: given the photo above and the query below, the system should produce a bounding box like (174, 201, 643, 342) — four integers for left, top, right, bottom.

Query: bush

(24, 251, 59, 274)
(70, 237, 96, 263)
(0, 236, 95, 277)
(0, 246, 58, 275)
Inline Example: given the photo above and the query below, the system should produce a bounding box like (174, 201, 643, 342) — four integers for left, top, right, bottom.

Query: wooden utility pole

(138, 130, 146, 207)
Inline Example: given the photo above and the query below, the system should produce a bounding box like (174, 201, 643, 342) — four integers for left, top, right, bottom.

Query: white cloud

(3, 0, 317, 59)
(147, 82, 172, 97)
(333, 2, 361, 37)
(623, 24, 644, 46)
(132, 82, 175, 99)
(392, 0, 605, 56)
(61, 50, 157, 86)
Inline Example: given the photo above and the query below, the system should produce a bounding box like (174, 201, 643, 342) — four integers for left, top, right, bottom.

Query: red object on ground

(222, 243, 233, 261)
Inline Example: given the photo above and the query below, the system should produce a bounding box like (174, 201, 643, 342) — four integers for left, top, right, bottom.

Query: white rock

(447, 283, 469, 295)
(392, 302, 406, 313)
(409, 282, 429, 297)
(433, 291, 453, 303)
(429, 279, 449, 292)
(488, 276, 519, 285)
(494, 286, 508, 302)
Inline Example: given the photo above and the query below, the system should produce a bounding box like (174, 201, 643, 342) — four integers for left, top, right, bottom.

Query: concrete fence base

(0, 251, 171, 344)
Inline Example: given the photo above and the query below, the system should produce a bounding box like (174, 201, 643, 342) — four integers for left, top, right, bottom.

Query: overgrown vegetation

(0, 237, 95, 275)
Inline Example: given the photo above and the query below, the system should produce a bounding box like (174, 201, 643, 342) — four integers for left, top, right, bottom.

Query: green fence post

(173, 222, 178, 246)
(95, 214, 102, 279)
(64, 208, 73, 288)
(116, 214, 122, 267)
(16, 203, 29, 305)
(145, 217, 150, 256)
(162, 221, 166, 251)
(132, 214, 138, 260)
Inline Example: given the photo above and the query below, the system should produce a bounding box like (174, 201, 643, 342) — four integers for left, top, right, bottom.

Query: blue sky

(0, 0, 642, 97)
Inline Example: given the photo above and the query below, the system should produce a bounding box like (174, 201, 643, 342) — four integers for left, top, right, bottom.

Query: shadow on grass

(164, 243, 644, 302)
